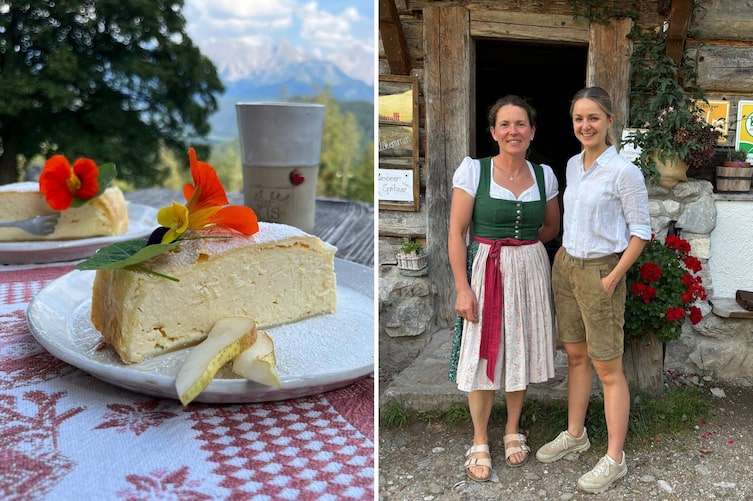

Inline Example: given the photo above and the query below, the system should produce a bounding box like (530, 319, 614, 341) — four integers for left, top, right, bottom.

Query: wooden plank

(379, 209, 429, 238)
(666, 0, 692, 70)
(470, 10, 589, 43)
(710, 298, 753, 319)
(380, 0, 412, 75)
(689, 45, 753, 94)
(424, 5, 471, 327)
(587, 17, 633, 138)
(691, 1, 753, 42)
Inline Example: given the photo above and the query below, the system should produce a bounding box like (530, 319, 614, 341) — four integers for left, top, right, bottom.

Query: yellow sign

(378, 90, 413, 124)
(694, 99, 730, 145)
(736, 100, 753, 157)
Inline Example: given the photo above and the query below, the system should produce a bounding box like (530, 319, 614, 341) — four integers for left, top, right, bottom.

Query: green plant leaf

(71, 163, 117, 208)
(76, 238, 180, 270)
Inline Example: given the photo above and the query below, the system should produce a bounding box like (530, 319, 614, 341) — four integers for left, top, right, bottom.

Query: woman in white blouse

(535, 87, 651, 494)
(448, 95, 560, 481)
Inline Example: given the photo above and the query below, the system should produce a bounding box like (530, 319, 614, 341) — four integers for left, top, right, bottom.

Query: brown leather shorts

(552, 250, 625, 361)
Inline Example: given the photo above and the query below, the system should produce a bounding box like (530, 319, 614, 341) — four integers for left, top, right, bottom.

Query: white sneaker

(535, 428, 590, 463)
(577, 452, 628, 493)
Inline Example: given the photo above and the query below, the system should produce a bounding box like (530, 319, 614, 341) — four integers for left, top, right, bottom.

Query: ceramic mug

(236, 102, 325, 233)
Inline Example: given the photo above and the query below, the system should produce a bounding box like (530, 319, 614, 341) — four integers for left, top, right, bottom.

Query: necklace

(492, 159, 517, 181)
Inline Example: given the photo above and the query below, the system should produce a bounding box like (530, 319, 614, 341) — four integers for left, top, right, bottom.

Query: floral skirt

(448, 240, 556, 392)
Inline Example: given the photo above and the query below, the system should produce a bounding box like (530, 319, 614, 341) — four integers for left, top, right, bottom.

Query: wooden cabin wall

(689, 2, 753, 146)
(380, 0, 753, 229)
(378, 0, 664, 240)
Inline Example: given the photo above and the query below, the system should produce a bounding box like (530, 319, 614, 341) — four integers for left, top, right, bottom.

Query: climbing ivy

(626, 23, 707, 129)
(567, 0, 639, 24)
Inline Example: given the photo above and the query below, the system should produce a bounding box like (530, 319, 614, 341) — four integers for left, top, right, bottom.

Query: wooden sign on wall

(378, 74, 419, 211)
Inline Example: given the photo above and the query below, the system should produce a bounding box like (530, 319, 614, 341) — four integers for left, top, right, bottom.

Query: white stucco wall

(709, 199, 753, 297)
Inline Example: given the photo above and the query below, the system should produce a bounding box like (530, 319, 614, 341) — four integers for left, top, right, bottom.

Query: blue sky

(183, 0, 375, 85)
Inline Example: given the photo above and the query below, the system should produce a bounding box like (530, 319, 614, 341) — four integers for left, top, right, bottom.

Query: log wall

(379, 0, 753, 212)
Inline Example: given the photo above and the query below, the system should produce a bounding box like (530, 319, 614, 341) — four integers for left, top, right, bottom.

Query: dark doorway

(474, 40, 588, 186)
(474, 40, 587, 260)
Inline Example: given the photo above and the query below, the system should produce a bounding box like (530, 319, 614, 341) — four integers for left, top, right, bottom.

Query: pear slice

(232, 331, 281, 388)
(174, 317, 257, 405)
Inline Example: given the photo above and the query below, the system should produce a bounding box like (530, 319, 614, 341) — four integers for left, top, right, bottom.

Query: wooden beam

(379, 0, 412, 75)
(666, 0, 693, 69)
(469, 10, 589, 43)
(587, 18, 633, 140)
(424, 6, 471, 327)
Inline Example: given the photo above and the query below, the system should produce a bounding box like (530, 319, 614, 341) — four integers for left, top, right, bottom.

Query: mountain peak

(204, 39, 373, 140)
(203, 39, 315, 82)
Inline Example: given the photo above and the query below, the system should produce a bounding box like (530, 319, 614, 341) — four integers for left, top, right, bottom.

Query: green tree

(299, 88, 373, 201)
(0, 0, 224, 185)
(349, 143, 374, 202)
(209, 138, 242, 193)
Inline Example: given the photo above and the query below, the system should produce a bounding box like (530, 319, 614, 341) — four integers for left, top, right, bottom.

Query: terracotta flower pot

(722, 160, 751, 168)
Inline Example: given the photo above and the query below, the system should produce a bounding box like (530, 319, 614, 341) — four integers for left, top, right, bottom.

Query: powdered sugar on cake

(159, 222, 337, 266)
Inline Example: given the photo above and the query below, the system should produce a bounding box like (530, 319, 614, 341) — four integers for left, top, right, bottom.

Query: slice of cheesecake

(91, 222, 337, 364)
(0, 182, 128, 241)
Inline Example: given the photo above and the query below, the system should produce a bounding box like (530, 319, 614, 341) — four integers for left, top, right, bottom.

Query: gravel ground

(379, 383, 753, 500)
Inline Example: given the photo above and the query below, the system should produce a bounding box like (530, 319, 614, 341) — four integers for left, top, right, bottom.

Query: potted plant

(625, 233, 707, 343)
(716, 148, 753, 193)
(722, 148, 750, 167)
(623, 25, 719, 189)
(394, 237, 427, 274)
(626, 105, 720, 189)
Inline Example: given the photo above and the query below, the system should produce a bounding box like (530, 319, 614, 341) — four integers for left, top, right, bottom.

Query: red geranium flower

(688, 306, 703, 325)
(666, 307, 686, 322)
(684, 255, 702, 273)
(39, 155, 100, 210)
(640, 261, 662, 282)
(625, 233, 707, 343)
(630, 282, 657, 304)
(666, 234, 691, 254)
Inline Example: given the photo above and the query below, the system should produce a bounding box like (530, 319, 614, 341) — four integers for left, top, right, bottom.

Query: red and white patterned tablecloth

(1, 264, 374, 500)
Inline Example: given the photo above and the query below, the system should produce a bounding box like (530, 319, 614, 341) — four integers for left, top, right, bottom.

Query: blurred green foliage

(0, 0, 223, 186)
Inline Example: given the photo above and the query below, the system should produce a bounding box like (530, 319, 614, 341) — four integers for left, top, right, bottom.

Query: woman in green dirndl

(448, 95, 560, 481)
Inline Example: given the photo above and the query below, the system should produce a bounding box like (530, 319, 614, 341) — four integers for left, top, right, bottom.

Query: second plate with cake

(0, 203, 158, 264)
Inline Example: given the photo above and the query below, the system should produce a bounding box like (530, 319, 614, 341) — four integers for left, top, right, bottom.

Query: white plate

(26, 259, 374, 403)
(0, 203, 158, 264)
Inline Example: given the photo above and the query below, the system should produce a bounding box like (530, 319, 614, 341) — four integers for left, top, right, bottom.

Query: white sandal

(464, 444, 492, 481)
(503, 433, 531, 468)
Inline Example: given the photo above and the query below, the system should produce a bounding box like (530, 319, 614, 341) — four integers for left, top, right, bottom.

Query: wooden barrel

(715, 166, 753, 193)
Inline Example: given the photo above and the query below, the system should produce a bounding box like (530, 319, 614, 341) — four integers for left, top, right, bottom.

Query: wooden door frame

(424, 6, 633, 328)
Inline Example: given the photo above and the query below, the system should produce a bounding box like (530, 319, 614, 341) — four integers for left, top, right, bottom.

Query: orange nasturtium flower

(39, 155, 100, 210)
(157, 147, 259, 244)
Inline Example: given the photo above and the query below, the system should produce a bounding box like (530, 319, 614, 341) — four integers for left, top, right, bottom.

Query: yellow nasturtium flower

(155, 148, 259, 245)
(157, 202, 191, 244)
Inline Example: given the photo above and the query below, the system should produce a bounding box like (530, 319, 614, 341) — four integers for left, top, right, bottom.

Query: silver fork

(0, 213, 61, 236)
